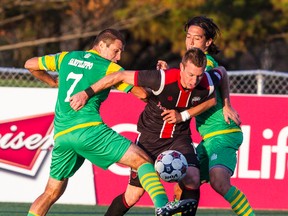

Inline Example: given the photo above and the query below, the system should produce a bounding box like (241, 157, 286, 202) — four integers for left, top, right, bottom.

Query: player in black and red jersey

(70, 47, 228, 216)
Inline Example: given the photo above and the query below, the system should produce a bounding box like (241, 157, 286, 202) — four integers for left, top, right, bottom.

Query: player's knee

(181, 167, 200, 188)
(130, 144, 153, 168)
(210, 180, 230, 196)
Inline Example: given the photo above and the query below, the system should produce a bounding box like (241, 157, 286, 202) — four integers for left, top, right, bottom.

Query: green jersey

(196, 53, 241, 139)
(206, 53, 218, 71)
(38, 50, 132, 138)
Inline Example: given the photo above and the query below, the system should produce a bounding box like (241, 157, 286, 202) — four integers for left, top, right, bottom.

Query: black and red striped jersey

(134, 68, 222, 138)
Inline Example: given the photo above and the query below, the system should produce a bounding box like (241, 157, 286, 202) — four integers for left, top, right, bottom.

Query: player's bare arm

(24, 57, 58, 88)
(130, 86, 150, 102)
(70, 70, 136, 111)
(217, 66, 241, 125)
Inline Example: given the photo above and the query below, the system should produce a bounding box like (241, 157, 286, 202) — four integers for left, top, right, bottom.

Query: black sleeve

(206, 69, 222, 86)
(136, 70, 162, 91)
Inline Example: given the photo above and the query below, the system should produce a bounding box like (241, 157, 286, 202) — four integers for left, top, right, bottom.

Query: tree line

(0, 0, 287, 71)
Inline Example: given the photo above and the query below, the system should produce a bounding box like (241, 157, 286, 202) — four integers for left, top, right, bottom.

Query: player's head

(93, 28, 125, 63)
(184, 16, 220, 55)
(180, 47, 207, 89)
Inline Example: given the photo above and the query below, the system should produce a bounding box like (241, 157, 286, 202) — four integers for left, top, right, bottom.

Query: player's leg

(224, 186, 255, 216)
(104, 186, 145, 216)
(87, 124, 196, 215)
(209, 166, 232, 196)
(118, 143, 169, 208)
(75, 124, 166, 207)
(209, 133, 255, 216)
(118, 142, 196, 215)
(105, 132, 152, 216)
(104, 169, 145, 216)
(171, 137, 200, 216)
(177, 166, 200, 216)
(27, 177, 68, 216)
(173, 169, 201, 216)
(27, 129, 87, 216)
(210, 167, 255, 216)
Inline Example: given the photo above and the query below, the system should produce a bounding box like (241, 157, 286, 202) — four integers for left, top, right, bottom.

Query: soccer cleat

(155, 199, 197, 216)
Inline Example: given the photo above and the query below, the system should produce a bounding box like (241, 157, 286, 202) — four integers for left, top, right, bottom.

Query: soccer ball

(154, 150, 188, 182)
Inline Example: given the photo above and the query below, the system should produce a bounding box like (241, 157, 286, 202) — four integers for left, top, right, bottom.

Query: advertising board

(1, 87, 287, 210)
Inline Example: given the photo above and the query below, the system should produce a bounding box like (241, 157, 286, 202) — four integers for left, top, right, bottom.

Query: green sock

(138, 162, 168, 208)
(224, 186, 255, 216)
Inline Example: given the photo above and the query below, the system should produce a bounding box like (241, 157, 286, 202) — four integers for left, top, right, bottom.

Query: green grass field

(1, 202, 288, 216)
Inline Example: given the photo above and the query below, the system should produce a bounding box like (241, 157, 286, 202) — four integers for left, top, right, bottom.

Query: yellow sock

(27, 211, 40, 216)
(138, 163, 168, 208)
(224, 186, 255, 216)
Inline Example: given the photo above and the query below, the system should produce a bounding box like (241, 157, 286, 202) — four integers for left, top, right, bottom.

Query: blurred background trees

(0, 0, 287, 71)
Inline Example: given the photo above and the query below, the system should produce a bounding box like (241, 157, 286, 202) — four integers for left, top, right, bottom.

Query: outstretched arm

(24, 57, 58, 88)
(130, 86, 150, 102)
(218, 67, 241, 125)
(70, 70, 136, 111)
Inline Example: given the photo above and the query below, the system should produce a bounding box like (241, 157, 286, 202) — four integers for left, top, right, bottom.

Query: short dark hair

(93, 28, 125, 47)
(185, 16, 221, 55)
(182, 47, 207, 68)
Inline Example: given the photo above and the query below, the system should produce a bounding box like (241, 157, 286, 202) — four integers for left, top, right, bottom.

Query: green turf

(1, 202, 288, 216)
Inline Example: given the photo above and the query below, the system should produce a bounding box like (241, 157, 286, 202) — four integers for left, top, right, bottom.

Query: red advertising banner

(0, 113, 54, 176)
(95, 92, 288, 210)
(0, 88, 287, 209)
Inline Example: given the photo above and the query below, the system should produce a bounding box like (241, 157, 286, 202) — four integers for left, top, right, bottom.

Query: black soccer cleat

(155, 199, 197, 216)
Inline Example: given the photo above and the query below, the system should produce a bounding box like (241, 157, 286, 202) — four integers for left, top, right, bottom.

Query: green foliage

(115, 0, 288, 67)
(0, 0, 287, 70)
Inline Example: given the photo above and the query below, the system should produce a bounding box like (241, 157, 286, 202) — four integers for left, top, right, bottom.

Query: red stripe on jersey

(134, 70, 140, 86)
(176, 91, 191, 107)
(160, 121, 175, 138)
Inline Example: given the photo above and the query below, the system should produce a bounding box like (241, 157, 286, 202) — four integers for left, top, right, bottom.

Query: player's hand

(161, 109, 182, 124)
(69, 91, 88, 111)
(223, 105, 241, 125)
(156, 60, 169, 70)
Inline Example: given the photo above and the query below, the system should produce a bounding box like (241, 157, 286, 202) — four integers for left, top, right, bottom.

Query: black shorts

(129, 132, 200, 187)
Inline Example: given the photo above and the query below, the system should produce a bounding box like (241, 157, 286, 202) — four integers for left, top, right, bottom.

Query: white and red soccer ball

(154, 150, 188, 182)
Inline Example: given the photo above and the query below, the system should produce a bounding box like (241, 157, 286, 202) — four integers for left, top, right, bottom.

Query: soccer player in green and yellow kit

(24, 28, 195, 216)
(172, 16, 255, 216)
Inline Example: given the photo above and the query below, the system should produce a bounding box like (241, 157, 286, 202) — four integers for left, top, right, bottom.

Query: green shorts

(196, 131, 243, 183)
(50, 123, 131, 180)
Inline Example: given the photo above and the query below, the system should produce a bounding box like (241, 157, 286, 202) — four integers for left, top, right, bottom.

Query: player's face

(180, 61, 205, 89)
(100, 39, 124, 63)
(185, 25, 212, 52)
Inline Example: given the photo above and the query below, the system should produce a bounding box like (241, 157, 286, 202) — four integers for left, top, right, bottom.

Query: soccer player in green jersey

(24, 28, 195, 216)
(169, 16, 255, 216)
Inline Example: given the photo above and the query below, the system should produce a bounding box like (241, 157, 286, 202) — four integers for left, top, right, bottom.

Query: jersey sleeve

(199, 69, 223, 97)
(206, 68, 223, 86)
(106, 62, 133, 93)
(135, 69, 162, 91)
(38, 52, 68, 72)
